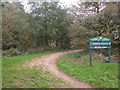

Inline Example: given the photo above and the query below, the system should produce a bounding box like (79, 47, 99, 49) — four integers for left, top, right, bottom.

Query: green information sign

(90, 46, 111, 49)
(89, 36, 111, 67)
(90, 36, 110, 41)
(90, 42, 111, 46)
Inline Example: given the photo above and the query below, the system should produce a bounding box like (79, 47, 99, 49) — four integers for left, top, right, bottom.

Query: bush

(27, 48, 37, 54)
(27, 48, 45, 54)
(3, 48, 21, 57)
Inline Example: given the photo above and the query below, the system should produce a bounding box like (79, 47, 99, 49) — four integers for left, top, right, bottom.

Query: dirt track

(29, 50, 91, 88)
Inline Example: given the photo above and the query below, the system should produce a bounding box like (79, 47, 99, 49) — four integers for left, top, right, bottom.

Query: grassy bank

(2, 49, 77, 88)
(57, 53, 118, 88)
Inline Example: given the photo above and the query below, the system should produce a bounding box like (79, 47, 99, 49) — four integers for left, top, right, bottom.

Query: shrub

(2, 48, 21, 57)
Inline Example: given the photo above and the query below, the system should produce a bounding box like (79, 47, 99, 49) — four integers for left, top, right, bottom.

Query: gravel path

(29, 50, 92, 88)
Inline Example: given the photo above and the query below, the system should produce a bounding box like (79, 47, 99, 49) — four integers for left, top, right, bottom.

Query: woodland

(1, 1, 119, 57)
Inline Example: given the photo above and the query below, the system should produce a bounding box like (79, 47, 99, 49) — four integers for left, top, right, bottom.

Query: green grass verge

(0, 58, 2, 90)
(57, 53, 118, 88)
(2, 49, 77, 88)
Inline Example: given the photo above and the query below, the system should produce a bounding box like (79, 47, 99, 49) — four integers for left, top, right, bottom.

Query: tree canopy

(2, 1, 119, 57)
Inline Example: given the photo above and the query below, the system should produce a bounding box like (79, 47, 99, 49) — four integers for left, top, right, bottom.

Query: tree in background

(2, 2, 17, 50)
(2, 1, 119, 57)
(83, 2, 119, 38)
(30, 2, 71, 49)
(2, 1, 73, 56)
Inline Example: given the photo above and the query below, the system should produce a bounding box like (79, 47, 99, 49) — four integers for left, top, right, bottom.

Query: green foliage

(57, 53, 118, 88)
(3, 48, 21, 57)
(2, 2, 119, 56)
(2, 2, 72, 56)
(30, 2, 71, 49)
(83, 3, 119, 37)
(2, 3, 17, 50)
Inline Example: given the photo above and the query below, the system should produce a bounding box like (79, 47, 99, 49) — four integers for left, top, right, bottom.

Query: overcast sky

(59, 0, 78, 6)
(18, 0, 118, 12)
(19, 0, 78, 12)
